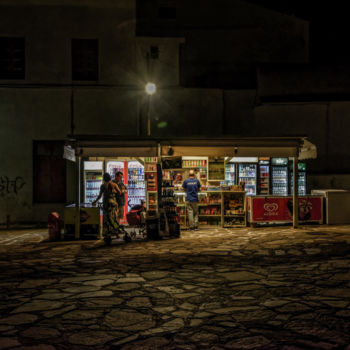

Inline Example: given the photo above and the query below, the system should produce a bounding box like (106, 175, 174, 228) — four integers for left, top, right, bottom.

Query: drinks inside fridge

(258, 159, 270, 195)
(238, 163, 257, 195)
(127, 160, 146, 211)
(106, 161, 124, 180)
(84, 161, 103, 203)
(290, 162, 307, 195)
(225, 163, 236, 185)
(271, 158, 288, 196)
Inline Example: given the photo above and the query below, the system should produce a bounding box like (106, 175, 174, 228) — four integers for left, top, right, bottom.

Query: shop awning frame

(71, 135, 317, 159)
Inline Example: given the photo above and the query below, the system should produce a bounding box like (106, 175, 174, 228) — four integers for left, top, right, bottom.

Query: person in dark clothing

(114, 171, 127, 223)
(182, 169, 201, 230)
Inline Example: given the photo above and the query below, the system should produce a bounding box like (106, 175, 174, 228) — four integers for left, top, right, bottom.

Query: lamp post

(145, 82, 156, 136)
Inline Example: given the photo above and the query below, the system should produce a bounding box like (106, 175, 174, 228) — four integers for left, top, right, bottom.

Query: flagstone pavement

(1, 225, 350, 349)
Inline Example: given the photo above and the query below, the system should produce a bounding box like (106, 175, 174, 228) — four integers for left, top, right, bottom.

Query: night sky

(246, 0, 349, 62)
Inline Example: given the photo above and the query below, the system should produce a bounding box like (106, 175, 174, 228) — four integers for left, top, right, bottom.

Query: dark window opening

(72, 39, 98, 81)
(158, 6, 176, 19)
(0, 37, 25, 79)
(33, 141, 66, 203)
(150, 46, 159, 59)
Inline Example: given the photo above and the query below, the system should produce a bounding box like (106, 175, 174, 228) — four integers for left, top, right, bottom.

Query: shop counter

(64, 204, 102, 239)
(247, 195, 323, 225)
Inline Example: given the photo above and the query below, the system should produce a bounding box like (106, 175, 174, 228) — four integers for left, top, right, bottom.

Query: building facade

(0, 0, 348, 224)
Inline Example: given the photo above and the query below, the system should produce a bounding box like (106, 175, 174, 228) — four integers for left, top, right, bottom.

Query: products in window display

(208, 161, 225, 180)
(222, 191, 246, 227)
(85, 172, 103, 203)
(160, 179, 180, 237)
(238, 164, 257, 195)
(128, 162, 146, 210)
(182, 160, 207, 168)
(225, 163, 236, 184)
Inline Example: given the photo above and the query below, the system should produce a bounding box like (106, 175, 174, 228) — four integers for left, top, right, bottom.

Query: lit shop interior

(81, 154, 320, 230)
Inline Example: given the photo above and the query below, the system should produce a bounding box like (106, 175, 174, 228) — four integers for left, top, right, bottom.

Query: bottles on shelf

(160, 179, 180, 237)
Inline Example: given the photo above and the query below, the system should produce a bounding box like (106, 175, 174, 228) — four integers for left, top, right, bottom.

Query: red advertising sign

(251, 196, 323, 223)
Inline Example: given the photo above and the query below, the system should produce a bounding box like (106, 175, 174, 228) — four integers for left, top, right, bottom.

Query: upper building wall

(0, 0, 136, 85)
(137, 0, 309, 88)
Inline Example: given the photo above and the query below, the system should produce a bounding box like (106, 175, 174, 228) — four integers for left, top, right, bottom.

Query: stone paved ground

(1, 225, 350, 349)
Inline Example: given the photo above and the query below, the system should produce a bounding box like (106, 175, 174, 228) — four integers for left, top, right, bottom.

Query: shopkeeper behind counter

(182, 169, 201, 230)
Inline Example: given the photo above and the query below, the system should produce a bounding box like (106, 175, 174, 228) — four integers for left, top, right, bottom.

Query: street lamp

(145, 82, 156, 136)
(145, 82, 156, 95)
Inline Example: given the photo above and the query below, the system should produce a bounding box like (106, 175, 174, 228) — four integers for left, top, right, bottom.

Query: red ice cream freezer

(247, 195, 323, 224)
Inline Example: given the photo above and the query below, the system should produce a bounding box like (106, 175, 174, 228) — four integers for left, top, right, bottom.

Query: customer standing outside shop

(183, 169, 201, 230)
(114, 171, 127, 223)
(92, 172, 121, 234)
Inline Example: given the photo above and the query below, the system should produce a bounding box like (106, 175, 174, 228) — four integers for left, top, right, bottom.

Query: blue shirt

(183, 178, 201, 202)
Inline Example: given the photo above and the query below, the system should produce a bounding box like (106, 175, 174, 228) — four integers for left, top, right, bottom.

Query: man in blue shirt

(182, 170, 201, 230)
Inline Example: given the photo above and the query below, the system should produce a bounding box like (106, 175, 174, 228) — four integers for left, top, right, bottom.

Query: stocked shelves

(174, 190, 246, 228)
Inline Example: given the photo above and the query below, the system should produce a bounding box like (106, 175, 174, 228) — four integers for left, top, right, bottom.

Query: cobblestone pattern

(1, 225, 350, 349)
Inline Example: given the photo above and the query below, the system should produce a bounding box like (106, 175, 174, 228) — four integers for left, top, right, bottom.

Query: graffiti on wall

(0, 176, 26, 196)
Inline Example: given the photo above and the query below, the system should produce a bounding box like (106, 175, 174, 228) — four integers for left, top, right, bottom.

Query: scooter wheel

(104, 236, 112, 246)
(123, 234, 132, 243)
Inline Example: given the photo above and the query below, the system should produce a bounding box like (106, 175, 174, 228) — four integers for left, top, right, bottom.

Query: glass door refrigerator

(271, 158, 289, 196)
(84, 161, 104, 203)
(106, 161, 127, 222)
(127, 160, 146, 211)
(258, 158, 270, 195)
(290, 161, 307, 195)
(238, 163, 257, 195)
(225, 162, 236, 185)
(106, 161, 124, 180)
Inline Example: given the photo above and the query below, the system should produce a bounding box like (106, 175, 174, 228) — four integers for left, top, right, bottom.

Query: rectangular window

(150, 46, 159, 59)
(158, 7, 176, 19)
(72, 39, 98, 81)
(33, 141, 66, 203)
(0, 37, 25, 79)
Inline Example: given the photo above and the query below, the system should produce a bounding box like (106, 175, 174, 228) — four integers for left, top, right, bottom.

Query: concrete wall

(0, 0, 136, 85)
(0, 88, 71, 223)
(254, 102, 350, 191)
(137, 0, 309, 88)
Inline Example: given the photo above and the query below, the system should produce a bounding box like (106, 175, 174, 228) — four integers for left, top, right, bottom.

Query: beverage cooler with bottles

(84, 161, 104, 203)
(290, 161, 307, 195)
(225, 162, 236, 185)
(106, 160, 124, 180)
(238, 163, 257, 195)
(271, 158, 289, 195)
(127, 161, 146, 211)
(258, 158, 270, 195)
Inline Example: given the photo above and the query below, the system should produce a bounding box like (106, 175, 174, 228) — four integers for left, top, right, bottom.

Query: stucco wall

(0, 0, 136, 86)
(0, 88, 71, 223)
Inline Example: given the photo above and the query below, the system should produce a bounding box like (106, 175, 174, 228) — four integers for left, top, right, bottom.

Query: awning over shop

(72, 135, 316, 159)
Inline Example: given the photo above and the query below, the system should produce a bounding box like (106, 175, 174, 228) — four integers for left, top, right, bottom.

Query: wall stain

(0, 176, 26, 196)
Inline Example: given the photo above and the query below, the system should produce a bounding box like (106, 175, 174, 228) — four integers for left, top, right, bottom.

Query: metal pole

(75, 156, 81, 239)
(293, 156, 298, 228)
(147, 94, 151, 137)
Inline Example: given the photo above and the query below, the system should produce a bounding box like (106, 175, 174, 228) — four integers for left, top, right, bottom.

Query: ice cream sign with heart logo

(263, 202, 279, 216)
(250, 196, 323, 223)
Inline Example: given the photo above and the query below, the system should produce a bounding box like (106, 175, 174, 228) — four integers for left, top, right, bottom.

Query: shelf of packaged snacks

(199, 215, 221, 217)
(198, 203, 221, 206)
(221, 190, 246, 228)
